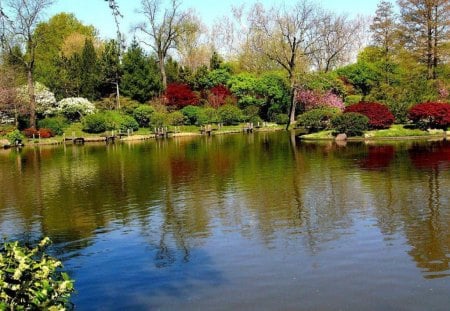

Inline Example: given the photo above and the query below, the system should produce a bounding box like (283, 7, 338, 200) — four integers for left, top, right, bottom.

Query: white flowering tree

(56, 97, 96, 121)
(17, 82, 57, 117)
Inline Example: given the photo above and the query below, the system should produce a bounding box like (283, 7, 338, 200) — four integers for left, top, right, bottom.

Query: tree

(311, 13, 360, 72)
(248, 0, 320, 128)
(136, 0, 189, 89)
(370, 1, 399, 86)
(121, 40, 162, 103)
(99, 39, 122, 100)
(80, 38, 100, 100)
(33, 13, 97, 89)
(397, 0, 450, 79)
(0, 0, 55, 129)
(0, 65, 20, 126)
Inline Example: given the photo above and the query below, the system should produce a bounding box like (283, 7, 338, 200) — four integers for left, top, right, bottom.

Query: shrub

(150, 112, 168, 128)
(167, 111, 185, 126)
(164, 83, 199, 109)
(408, 102, 450, 130)
(38, 128, 54, 138)
(104, 111, 139, 132)
(133, 105, 155, 127)
(297, 108, 341, 132)
(0, 237, 74, 310)
(6, 130, 24, 145)
(387, 101, 411, 124)
(345, 95, 363, 106)
(331, 112, 369, 136)
(208, 85, 234, 108)
(345, 102, 394, 129)
(297, 89, 345, 111)
(203, 108, 219, 124)
(217, 105, 243, 125)
(22, 128, 39, 138)
(82, 113, 107, 133)
(181, 105, 205, 125)
(273, 113, 290, 125)
(57, 97, 96, 121)
(16, 82, 57, 117)
(38, 117, 67, 136)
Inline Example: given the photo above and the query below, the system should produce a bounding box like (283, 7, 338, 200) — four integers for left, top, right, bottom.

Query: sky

(48, 0, 382, 40)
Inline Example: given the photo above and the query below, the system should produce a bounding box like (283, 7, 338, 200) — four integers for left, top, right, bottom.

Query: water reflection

(0, 134, 449, 309)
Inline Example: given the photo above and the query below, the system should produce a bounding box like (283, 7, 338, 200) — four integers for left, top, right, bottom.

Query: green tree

(121, 40, 162, 103)
(80, 38, 100, 100)
(98, 39, 122, 103)
(33, 13, 97, 88)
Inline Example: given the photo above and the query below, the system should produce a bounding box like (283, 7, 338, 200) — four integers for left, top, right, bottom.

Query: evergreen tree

(121, 40, 162, 103)
(80, 38, 100, 100)
(98, 39, 121, 99)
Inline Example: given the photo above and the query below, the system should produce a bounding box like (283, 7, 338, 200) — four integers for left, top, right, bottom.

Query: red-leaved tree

(164, 83, 199, 109)
(345, 102, 394, 129)
(208, 85, 235, 108)
(408, 102, 450, 129)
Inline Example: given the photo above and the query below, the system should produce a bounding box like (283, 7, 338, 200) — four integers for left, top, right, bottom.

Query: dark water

(0, 132, 449, 310)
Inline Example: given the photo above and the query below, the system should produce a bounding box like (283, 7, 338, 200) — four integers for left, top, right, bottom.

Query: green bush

(167, 111, 185, 126)
(387, 101, 412, 124)
(82, 113, 107, 133)
(273, 113, 289, 125)
(331, 112, 369, 136)
(150, 112, 168, 128)
(0, 237, 74, 310)
(38, 117, 68, 136)
(104, 111, 139, 132)
(203, 108, 219, 124)
(6, 130, 25, 145)
(297, 108, 341, 132)
(217, 105, 243, 125)
(345, 95, 363, 106)
(181, 105, 205, 125)
(133, 105, 155, 127)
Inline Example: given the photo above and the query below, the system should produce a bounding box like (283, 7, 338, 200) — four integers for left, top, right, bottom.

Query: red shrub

(345, 102, 394, 129)
(164, 83, 199, 109)
(208, 85, 235, 108)
(38, 128, 54, 138)
(408, 102, 450, 129)
(23, 128, 39, 138)
(22, 127, 54, 138)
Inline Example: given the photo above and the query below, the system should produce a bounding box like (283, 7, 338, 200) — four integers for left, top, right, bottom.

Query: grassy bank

(300, 125, 448, 141)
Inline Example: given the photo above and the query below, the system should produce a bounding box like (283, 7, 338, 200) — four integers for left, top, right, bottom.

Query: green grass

(300, 125, 445, 140)
(366, 124, 440, 138)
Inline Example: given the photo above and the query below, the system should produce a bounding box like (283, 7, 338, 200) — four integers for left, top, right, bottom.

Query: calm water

(0, 132, 449, 310)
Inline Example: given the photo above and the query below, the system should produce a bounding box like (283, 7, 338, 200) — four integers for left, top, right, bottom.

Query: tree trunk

(286, 87, 298, 130)
(159, 56, 167, 90)
(27, 68, 36, 130)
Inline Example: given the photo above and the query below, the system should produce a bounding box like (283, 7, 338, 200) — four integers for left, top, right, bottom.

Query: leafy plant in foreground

(0, 237, 74, 310)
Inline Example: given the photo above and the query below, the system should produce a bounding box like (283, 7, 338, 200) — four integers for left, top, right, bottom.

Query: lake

(0, 132, 449, 310)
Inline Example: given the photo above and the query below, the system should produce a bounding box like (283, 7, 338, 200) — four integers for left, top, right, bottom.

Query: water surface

(0, 132, 449, 310)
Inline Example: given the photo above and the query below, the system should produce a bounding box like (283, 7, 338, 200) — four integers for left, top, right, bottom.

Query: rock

(335, 133, 347, 141)
(0, 139, 10, 148)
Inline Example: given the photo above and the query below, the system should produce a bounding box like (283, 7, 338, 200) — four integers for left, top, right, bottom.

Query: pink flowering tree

(296, 89, 344, 112)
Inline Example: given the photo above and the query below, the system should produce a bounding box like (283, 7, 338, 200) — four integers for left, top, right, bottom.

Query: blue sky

(48, 0, 381, 40)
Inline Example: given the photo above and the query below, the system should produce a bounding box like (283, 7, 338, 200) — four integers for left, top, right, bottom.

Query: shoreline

(1, 126, 284, 148)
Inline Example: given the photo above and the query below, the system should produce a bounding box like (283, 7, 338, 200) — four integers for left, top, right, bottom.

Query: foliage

(337, 60, 378, 97)
(297, 89, 345, 112)
(217, 105, 243, 125)
(344, 102, 394, 129)
(80, 38, 100, 100)
(386, 101, 411, 124)
(121, 41, 162, 103)
(0, 237, 74, 310)
(150, 112, 168, 128)
(297, 108, 342, 132)
(167, 111, 185, 126)
(408, 102, 450, 130)
(82, 113, 107, 133)
(181, 106, 207, 125)
(22, 128, 55, 138)
(273, 113, 290, 125)
(133, 105, 155, 127)
(57, 97, 96, 121)
(16, 83, 57, 117)
(331, 112, 369, 136)
(228, 73, 263, 109)
(38, 117, 68, 136)
(164, 83, 199, 109)
(345, 95, 363, 106)
(6, 130, 25, 145)
(104, 111, 139, 132)
(208, 85, 234, 108)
